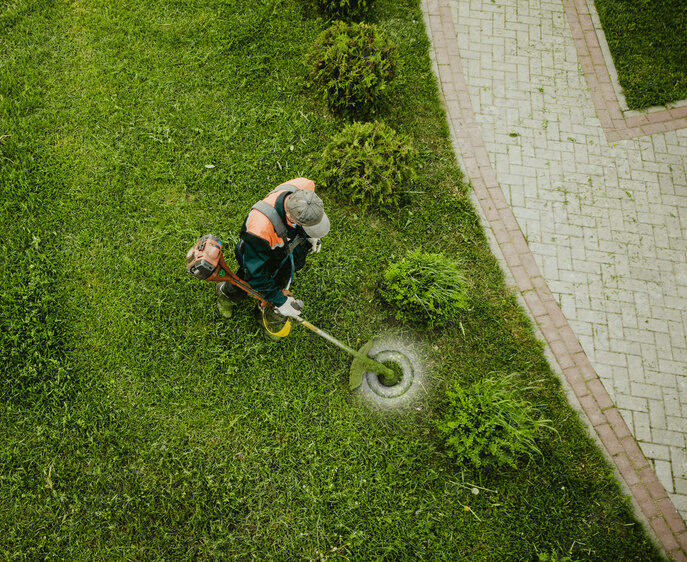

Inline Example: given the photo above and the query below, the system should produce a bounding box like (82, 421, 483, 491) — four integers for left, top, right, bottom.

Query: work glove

(276, 296, 304, 318)
(308, 237, 321, 254)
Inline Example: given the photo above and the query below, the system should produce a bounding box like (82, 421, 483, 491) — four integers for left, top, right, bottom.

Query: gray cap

(285, 190, 330, 238)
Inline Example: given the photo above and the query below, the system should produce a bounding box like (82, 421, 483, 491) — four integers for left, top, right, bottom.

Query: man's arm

(240, 238, 288, 306)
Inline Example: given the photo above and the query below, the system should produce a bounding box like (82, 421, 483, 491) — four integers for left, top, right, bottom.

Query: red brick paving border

(422, 0, 687, 558)
(562, 0, 687, 142)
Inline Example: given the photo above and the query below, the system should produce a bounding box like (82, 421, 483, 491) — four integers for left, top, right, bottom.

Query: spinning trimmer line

(186, 235, 402, 390)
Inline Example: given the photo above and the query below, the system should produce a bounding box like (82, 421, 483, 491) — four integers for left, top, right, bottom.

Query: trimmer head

(350, 337, 423, 409)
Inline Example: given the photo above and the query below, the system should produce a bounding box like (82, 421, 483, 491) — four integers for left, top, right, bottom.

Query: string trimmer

(186, 235, 400, 390)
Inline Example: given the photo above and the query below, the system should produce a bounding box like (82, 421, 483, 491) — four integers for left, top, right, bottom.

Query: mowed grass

(0, 0, 661, 559)
(593, 0, 687, 109)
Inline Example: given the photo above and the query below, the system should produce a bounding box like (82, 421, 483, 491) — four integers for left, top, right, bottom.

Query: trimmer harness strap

(250, 184, 298, 239)
(251, 200, 289, 240)
(250, 183, 306, 255)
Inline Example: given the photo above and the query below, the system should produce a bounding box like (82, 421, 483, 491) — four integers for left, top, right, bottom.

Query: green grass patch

(593, 0, 687, 109)
(0, 0, 661, 559)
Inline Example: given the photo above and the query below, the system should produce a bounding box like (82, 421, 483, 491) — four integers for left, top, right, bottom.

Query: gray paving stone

(652, 429, 686, 448)
(615, 393, 648, 413)
(660, 359, 685, 375)
(672, 447, 687, 479)
(654, 459, 675, 493)
(595, 350, 628, 368)
(641, 442, 671, 461)
(649, 399, 668, 430)
(611, 366, 631, 395)
(667, 416, 687, 434)
(633, 411, 652, 442)
(676, 477, 687, 496)
(631, 382, 665, 401)
(664, 390, 683, 417)
(672, 495, 687, 514)
(676, 347, 687, 364)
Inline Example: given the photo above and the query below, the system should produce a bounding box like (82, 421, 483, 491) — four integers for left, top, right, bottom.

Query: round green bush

(435, 374, 552, 470)
(308, 21, 397, 114)
(379, 250, 469, 327)
(317, 121, 418, 209)
(304, 0, 370, 19)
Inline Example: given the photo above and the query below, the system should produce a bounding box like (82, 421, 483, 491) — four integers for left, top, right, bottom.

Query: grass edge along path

(0, 0, 662, 559)
(592, 0, 687, 110)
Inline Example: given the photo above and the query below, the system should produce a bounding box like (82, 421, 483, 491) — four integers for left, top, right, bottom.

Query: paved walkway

(421, 0, 687, 558)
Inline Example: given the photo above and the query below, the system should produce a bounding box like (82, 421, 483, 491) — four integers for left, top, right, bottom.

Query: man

(216, 177, 329, 321)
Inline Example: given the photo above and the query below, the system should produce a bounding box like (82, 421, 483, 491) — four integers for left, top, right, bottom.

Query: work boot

(216, 282, 236, 318)
(217, 281, 247, 300)
(252, 304, 265, 327)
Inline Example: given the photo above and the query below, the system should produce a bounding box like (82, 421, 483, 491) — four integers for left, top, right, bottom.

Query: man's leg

(216, 279, 248, 318)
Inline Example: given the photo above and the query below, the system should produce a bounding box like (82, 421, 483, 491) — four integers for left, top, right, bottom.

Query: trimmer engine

(186, 234, 270, 307)
(186, 235, 228, 281)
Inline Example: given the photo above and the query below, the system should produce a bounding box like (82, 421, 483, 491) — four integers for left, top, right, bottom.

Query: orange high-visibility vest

(245, 178, 315, 249)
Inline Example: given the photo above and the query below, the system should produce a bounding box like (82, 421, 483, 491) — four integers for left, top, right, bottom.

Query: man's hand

(308, 237, 321, 254)
(276, 297, 304, 318)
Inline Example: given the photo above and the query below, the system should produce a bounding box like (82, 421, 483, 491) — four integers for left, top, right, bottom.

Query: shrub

(435, 374, 552, 470)
(304, 0, 370, 19)
(379, 250, 468, 327)
(308, 21, 397, 114)
(318, 120, 418, 209)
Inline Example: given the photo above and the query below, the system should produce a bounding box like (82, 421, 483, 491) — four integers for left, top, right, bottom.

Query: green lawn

(594, 0, 687, 110)
(0, 0, 661, 559)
